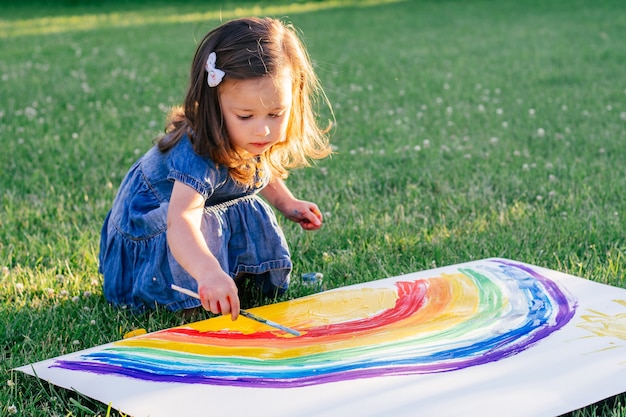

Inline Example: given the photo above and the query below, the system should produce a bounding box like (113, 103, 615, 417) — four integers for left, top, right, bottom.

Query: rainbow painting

(16, 258, 626, 417)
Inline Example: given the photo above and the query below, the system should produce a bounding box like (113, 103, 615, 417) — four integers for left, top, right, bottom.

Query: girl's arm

(260, 177, 323, 231)
(167, 181, 240, 320)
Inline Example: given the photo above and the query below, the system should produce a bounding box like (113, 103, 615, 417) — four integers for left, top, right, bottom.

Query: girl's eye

(269, 113, 282, 119)
(238, 115, 252, 120)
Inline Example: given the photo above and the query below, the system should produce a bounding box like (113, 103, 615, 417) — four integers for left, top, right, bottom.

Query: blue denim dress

(98, 135, 292, 311)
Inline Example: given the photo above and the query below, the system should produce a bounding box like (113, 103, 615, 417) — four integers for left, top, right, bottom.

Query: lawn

(1, 0, 626, 415)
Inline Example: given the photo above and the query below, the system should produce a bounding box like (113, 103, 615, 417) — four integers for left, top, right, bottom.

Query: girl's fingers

(229, 295, 240, 321)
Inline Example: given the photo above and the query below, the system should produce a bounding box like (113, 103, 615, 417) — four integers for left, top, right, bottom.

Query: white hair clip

(205, 52, 225, 87)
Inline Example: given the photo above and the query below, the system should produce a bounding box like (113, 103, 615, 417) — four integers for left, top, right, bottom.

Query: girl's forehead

(220, 73, 293, 108)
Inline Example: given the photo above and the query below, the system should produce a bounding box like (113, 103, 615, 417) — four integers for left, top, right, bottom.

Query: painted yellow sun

(576, 300, 626, 340)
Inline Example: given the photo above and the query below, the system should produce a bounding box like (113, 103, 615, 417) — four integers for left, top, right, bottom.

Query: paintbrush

(170, 284, 301, 337)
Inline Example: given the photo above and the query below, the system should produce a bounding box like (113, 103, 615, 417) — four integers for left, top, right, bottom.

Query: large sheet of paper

(16, 258, 626, 416)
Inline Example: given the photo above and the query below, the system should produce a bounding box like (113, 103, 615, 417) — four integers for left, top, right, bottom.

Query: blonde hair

(158, 17, 333, 186)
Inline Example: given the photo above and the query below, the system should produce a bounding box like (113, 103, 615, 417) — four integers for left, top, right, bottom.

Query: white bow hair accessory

(205, 52, 225, 87)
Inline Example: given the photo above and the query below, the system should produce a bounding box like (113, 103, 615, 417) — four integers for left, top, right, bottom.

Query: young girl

(99, 17, 332, 320)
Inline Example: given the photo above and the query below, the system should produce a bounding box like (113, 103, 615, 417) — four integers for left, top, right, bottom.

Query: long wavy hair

(158, 17, 333, 186)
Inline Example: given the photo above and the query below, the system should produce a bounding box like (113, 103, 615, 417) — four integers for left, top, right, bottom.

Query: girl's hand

(259, 178, 323, 230)
(282, 200, 323, 231)
(196, 269, 240, 320)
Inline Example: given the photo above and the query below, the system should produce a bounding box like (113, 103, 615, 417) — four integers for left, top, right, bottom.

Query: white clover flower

(413, 145, 421, 151)
(7, 405, 17, 414)
(537, 128, 546, 137)
(421, 104, 427, 111)
(2, 266, 8, 275)
(443, 83, 450, 90)
(446, 106, 453, 114)
(606, 104, 613, 111)
(599, 148, 606, 154)
(7, 379, 15, 387)
(436, 97, 443, 104)
(496, 108, 503, 115)
(536, 195, 543, 201)
(513, 150, 521, 156)
(561, 105, 568, 111)
(477, 104, 485, 112)
(464, 153, 472, 159)
(24, 106, 38, 119)
(528, 108, 536, 116)
(83, 291, 92, 298)
(502, 121, 509, 128)
(545, 162, 554, 169)
(90, 320, 96, 325)
(548, 191, 557, 198)
(45, 288, 54, 297)
(15, 283, 24, 292)
(72, 340, 80, 345)
(440, 145, 450, 152)
(620, 112, 626, 121)
(522, 163, 530, 171)
(490, 137, 499, 144)
(422, 139, 430, 148)
(72, 296, 80, 303)
(60, 290, 68, 297)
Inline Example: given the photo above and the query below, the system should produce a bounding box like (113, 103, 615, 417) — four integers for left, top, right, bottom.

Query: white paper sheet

(16, 258, 626, 417)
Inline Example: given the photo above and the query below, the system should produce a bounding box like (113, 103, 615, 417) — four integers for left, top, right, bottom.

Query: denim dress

(98, 135, 292, 311)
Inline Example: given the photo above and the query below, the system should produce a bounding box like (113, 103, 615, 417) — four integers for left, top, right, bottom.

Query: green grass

(2, 0, 626, 415)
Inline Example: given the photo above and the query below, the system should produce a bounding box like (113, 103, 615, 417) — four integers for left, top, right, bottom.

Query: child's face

(219, 70, 293, 156)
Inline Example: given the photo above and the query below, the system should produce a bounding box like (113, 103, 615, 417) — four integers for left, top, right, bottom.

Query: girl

(99, 17, 332, 320)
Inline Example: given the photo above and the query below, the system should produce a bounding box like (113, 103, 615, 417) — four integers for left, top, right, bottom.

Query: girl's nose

(255, 124, 270, 137)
